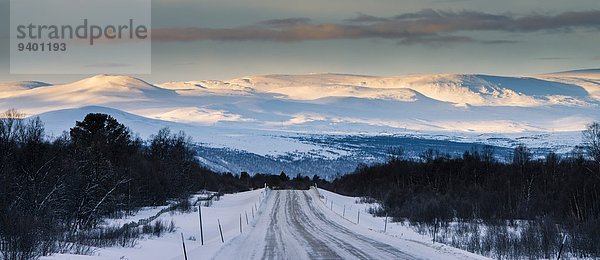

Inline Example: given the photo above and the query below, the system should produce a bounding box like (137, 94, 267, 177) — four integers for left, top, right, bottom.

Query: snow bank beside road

(42, 188, 268, 260)
(315, 188, 489, 260)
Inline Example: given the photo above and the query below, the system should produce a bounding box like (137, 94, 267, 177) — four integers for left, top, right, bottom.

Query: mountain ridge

(548, 68, 600, 75)
(1, 72, 598, 138)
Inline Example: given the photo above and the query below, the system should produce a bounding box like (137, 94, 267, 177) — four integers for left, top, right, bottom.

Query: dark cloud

(85, 62, 131, 68)
(536, 57, 570, 60)
(152, 25, 360, 42)
(508, 10, 600, 31)
(397, 35, 475, 45)
(260, 18, 311, 27)
(345, 13, 390, 23)
(152, 9, 600, 45)
(481, 40, 520, 44)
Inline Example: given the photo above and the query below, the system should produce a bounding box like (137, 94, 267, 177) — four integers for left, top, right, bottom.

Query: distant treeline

(0, 110, 275, 259)
(329, 123, 600, 258)
(239, 171, 327, 190)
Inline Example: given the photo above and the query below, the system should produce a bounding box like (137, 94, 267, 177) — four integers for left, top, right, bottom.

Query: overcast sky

(0, 0, 599, 83)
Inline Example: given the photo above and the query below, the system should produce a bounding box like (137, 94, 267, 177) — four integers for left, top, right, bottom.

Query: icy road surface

(212, 189, 483, 260)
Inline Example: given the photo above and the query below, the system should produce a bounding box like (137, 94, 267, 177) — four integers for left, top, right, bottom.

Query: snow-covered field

(41, 189, 268, 260)
(42, 188, 488, 260)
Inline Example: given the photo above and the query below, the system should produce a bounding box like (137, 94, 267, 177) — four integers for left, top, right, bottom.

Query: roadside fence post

(239, 214, 243, 233)
(198, 205, 204, 245)
(218, 219, 224, 243)
(433, 218, 438, 244)
(384, 213, 388, 233)
(181, 233, 188, 260)
(557, 234, 567, 260)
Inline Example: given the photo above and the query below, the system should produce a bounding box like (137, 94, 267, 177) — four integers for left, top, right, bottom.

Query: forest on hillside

(330, 123, 600, 259)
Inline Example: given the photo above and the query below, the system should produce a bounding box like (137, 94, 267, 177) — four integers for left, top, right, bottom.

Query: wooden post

(245, 211, 249, 225)
(127, 181, 131, 216)
(330, 201, 333, 210)
(218, 219, 224, 243)
(357, 211, 360, 224)
(433, 218, 437, 244)
(384, 213, 388, 233)
(181, 233, 188, 260)
(239, 214, 243, 233)
(343, 205, 346, 218)
(252, 206, 255, 219)
(198, 205, 204, 245)
(557, 234, 567, 260)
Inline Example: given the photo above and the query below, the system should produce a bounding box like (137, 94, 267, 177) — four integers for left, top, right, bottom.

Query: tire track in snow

(215, 190, 424, 260)
(285, 191, 343, 259)
(300, 191, 419, 259)
(290, 191, 372, 259)
(262, 191, 284, 259)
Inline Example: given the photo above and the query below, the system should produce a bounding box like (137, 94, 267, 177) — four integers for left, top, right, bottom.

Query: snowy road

(213, 189, 478, 260)
(43, 188, 486, 260)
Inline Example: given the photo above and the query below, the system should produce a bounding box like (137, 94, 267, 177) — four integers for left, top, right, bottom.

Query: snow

(41, 188, 269, 260)
(0, 81, 51, 98)
(216, 73, 592, 107)
(535, 75, 600, 102)
(152, 107, 255, 124)
(314, 188, 489, 259)
(43, 187, 489, 260)
(101, 206, 170, 228)
(2, 73, 598, 132)
(34, 106, 328, 157)
(1, 73, 598, 159)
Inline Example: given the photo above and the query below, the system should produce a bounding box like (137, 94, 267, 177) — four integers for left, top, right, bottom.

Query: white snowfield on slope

(0, 72, 598, 134)
(0, 71, 598, 157)
(42, 188, 489, 260)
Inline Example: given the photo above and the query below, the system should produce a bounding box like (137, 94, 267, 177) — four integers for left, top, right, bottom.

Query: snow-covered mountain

(0, 81, 51, 98)
(186, 73, 592, 106)
(5, 73, 597, 133)
(1, 72, 598, 175)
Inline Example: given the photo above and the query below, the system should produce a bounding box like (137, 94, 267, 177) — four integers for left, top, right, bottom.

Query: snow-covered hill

(0, 81, 51, 98)
(176, 73, 593, 106)
(1, 72, 598, 175)
(536, 69, 600, 101)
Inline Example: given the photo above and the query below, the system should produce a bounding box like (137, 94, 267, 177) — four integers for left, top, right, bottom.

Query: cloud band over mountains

(152, 9, 600, 45)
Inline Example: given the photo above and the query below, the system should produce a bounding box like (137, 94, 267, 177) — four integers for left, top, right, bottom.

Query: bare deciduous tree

(0, 109, 25, 144)
(583, 122, 600, 165)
